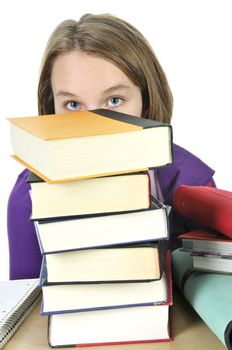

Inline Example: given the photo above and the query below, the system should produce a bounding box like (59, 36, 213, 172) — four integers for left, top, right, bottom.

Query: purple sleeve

(157, 144, 216, 249)
(7, 169, 42, 279)
(157, 144, 216, 206)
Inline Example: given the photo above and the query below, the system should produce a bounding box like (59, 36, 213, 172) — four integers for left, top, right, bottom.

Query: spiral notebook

(0, 278, 41, 348)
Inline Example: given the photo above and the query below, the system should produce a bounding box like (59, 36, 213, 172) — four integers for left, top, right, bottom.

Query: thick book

(0, 279, 41, 348)
(34, 196, 169, 254)
(40, 243, 165, 284)
(172, 248, 232, 350)
(28, 171, 150, 220)
(179, 229, 232, 257)
(174, 185, 232, 238)
(48, 302, 172, 348)
(41, 250, 171, 315)
(8, 109, 173, 183)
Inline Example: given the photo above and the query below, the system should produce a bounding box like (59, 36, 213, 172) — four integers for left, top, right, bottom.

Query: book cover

(172, 249, 232, 350)
(8, 109, 173, 183)
(34, 196, 169, 254)
(174, 185, 232, 238)
(8, 108, 169, 140)
(179, 228, 231, 242)
(0, 279, 41, 348)
(28, 172, 151, 220)
(39, 242, 166, 285)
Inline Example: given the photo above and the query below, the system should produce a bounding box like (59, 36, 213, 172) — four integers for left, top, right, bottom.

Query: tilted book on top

(174, 185, 232, 238)
(8, 109, 173, 183)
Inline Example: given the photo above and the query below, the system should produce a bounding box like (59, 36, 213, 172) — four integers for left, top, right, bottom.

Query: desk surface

(4, 287, 225, 350)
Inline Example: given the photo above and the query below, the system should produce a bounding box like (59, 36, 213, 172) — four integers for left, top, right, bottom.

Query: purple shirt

(7, 144, 215, 279)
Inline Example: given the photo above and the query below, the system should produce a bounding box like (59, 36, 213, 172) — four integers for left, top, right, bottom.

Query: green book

(172, 249, 232, 350)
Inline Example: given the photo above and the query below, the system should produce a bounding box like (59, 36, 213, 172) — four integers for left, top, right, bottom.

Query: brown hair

(38, 13, 173, 123)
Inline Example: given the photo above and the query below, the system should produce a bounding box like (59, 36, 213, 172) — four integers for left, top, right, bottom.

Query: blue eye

(110, 97, 120, 105)
(66, 101, 80, 111)
(107, 97, 123, 107)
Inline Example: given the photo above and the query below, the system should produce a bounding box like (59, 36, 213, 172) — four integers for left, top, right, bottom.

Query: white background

(0, 0, 231, 280)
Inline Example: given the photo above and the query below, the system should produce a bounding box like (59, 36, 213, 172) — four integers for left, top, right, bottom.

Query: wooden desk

(4, 287, 225, 350)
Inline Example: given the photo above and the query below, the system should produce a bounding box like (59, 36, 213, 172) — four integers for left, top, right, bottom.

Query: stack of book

(8, 109, 173, 347)
(174, 185, 232, 273)
(172, 185, 232, 350)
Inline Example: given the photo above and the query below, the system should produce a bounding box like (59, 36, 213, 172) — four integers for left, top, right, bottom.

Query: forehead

(51, 51, 134, 93)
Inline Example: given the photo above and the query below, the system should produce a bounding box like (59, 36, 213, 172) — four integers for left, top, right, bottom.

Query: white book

(35, 198, 169, 254)
(0, 279, 41, 348)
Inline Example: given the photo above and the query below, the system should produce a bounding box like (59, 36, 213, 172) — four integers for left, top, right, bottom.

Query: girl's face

(51, 51, 143, 117)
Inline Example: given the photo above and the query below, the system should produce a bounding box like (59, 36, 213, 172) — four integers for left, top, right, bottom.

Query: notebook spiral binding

(0, 279, 41, 348)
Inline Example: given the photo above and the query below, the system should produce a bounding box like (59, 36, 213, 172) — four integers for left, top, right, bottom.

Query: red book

(174, 185, 232, 238)
(178, 228, 232, 257)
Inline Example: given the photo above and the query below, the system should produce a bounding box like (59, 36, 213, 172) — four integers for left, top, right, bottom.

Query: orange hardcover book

(8, 109, 173, 183)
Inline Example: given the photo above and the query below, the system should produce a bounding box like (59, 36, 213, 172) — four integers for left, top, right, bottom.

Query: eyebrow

(55, 91, 78, 98)
(55, 84, 131, 98)
(102, 84, 131, 94)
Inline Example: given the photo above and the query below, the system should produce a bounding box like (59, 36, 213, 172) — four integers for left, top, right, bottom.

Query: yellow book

(8, 109, 173, 183)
